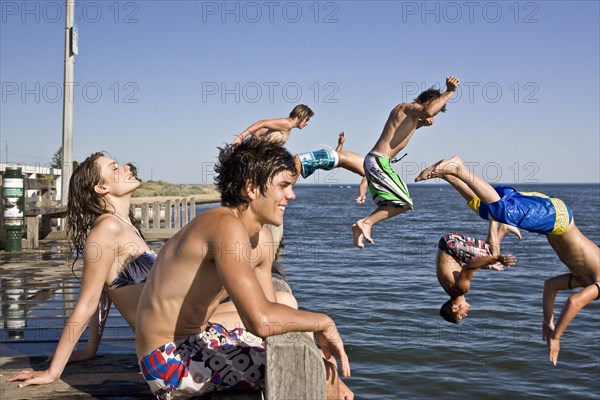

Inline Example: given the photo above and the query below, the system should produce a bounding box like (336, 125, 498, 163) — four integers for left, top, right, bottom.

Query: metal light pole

(60, 0, 76, 206)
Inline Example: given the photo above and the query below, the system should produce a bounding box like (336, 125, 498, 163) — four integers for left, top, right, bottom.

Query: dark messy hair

(66, 152, 141, 272)
(440, 299, 459, 324)
(415, 88, 446, 113)
(289, 104, 314, 121)
(215, 137, 296, 208)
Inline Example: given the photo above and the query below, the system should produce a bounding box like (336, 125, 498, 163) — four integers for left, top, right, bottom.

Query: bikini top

(106, 251, 157, 291)
(98, 250, 156, 334)
(97, 214, 156, 333)
(104, 212, 156, 291)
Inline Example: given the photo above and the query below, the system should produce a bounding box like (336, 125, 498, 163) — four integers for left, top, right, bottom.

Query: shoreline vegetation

(131, 180, 220, 204)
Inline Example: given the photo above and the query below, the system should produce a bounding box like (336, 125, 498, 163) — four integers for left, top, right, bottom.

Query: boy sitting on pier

(136, 138, 352, 399)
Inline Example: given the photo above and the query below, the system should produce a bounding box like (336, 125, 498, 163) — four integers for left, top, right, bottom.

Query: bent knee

(275, 291, 298, 309)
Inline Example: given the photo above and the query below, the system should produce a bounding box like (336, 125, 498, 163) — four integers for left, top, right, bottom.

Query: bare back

(546, 222, 600, 285)
(263, 128, 291, 144)
(371, 104, 421, 158)
(248, 117, 297, 145)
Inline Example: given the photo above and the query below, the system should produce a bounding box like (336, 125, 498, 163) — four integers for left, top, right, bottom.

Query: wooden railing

(130, 197, 200, 230)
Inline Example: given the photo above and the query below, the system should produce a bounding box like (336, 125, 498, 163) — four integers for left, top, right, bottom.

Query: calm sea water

(282, 184, 600, 400)
(1, 184, 598, 399)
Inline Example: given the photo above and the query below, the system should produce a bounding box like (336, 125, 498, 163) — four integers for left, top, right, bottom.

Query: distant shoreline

(132, 181, 220, 204)
(131, 193, 220, 205)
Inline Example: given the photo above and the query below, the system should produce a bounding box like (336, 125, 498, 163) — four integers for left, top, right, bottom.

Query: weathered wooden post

(174, 199, 181, 229)
(165, 199, 172, 229)
(141, 203, 150, 230)
(152, 201, 160, 230)
(182, 197, 189, 226)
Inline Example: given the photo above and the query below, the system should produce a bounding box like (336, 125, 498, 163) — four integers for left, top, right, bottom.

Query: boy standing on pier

(352, 75, 459, 248)
(135, 138, 352, 399)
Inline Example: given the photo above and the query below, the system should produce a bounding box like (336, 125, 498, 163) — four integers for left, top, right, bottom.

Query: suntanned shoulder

(262, 117, 294, 132)
(198, 207, 251, 244)
(186, 207, 242, 235)
(87, 214, 127, 240)
(399, 102, 429, 119)
(390, 103, 409, 116)
(171, 207, 241, 244)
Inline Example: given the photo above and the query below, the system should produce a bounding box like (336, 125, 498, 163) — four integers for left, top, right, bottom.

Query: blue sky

(1, 0, 599, 184)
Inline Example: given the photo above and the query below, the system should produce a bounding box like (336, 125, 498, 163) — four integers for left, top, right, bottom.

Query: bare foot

(357, 219, 374, 245)
(415, 159, 443, 182)
(352, 223, 365, 249)
(338, 131, 345, 147)
(415, 156, 463, 182)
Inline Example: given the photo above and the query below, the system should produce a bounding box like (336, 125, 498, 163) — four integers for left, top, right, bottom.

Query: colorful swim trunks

(438, 233, 492, 263)
(298, 148, 339, 179)
(138, 323, 265, 399)
(364, 151, 413, 209)
(467, 186, 573, 235)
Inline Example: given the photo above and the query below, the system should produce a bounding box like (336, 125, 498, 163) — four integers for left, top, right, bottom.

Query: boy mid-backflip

(416, 155, 600, 366)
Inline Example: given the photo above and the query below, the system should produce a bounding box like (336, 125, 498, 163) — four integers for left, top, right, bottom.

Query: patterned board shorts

(138, 323, 266, 399)
(298, 148, 339, 179)
(364, 152, 413, 209)
(438, 233, 492, 263)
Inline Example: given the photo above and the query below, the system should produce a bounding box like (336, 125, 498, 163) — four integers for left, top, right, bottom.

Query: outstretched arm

(355, 177, 368, 204)
(543, 275, 597, 366)
(416, 118, 434, 129)
(487, 220, 521, 256)
(487, 220, 501, 256)
(232, 118, 293, 144)
(7, 261, 108, 386)
(405, 76, 460, 119)
(47, 300, 111, 365)
(7, 222, 119, 387)
(456, 252, 516, 295)
(463, 253, 516, 271)
(73, 298, 111, 363)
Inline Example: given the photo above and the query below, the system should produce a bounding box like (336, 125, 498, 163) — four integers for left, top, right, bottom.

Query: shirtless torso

(136, 208, 277, 356)
(370, 103, 421, 159)
(546, 222, 600, 286)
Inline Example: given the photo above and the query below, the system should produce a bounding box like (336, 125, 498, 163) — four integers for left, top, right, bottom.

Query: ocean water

(1, 184, 598, 399)
(282, 184, 600, 400)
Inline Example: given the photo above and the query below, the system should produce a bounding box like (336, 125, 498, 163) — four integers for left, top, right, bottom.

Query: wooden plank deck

(1, 228, 326, 399)
(0, 354, 151, 399)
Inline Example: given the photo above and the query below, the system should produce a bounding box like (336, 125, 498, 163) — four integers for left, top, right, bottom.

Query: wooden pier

(1, 331, 325, 399)
(0, 223, 326, 399)
(0, 265, 326, 400)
